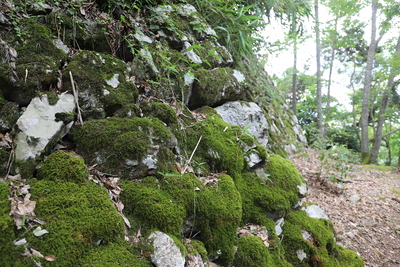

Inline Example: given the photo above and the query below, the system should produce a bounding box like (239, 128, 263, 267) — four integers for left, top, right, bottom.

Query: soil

(290, 148, 400, 267)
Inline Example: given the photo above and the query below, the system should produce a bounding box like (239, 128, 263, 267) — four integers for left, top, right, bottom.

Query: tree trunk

(360, 0, 378, 164)
(370, 36, 400, 164)
(291, 14, 298, 115)
(315, 0, 323, 137)
(326, 16, 338, 120)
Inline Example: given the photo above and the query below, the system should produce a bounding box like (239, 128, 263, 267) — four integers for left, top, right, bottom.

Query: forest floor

(290, 148, 400, 267)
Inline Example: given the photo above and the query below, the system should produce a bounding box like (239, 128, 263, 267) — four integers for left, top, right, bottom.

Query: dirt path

(290, 149, 400, 267)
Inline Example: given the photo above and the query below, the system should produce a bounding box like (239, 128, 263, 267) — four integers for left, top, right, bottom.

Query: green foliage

(317, 144, 359, 181)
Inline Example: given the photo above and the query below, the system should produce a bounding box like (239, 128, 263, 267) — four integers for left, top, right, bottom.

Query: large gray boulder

(215, 101, 268, 147)
(148, 231, 186, 267)
(14, 94, 75, 160)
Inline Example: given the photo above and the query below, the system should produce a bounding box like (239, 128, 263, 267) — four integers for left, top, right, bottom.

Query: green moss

(121, 172, 242, 266)
(0, 19, 66, 105)
(62, 51, 138, 120)
(55, 112, 75, 124)
(282, 210, 364, 267)
(187, 174, 242, 265)
(120, 179, 185, 236)
(0, 102, 20, 132)
(45, 92, 59, 105)
(236, 172, 295, 224)
(185, 239, 208, 262)
(37, 150, 88, 183)
(178, 114, 245, 176)
(265, 154, 305, 194)
(361, 164, 391, 171)
(81, 242, 150, 267)
(139, 101, 178, 125)
(72, 117, 175, 178)
(28, 179, 125, 266)
(0, 149, 9, 176)
(12, 159, 37, 180)
(233, 236, 273, 267)
(235, 155, 305, 224)
(189, 67, 245, 108)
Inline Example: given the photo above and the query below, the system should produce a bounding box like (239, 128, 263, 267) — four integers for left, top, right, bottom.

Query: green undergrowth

(361, 164, 391, 172)
(282, 210, 364, 267)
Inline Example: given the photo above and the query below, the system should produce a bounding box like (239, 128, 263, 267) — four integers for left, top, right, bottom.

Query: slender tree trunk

(360, 0, 378, 163)
(291, 15, 298, 115)
(350, 61, 357, 129)
(315, 0, 323, 137)
(326, 16, 338, 120)
(371, 35, 400, 164)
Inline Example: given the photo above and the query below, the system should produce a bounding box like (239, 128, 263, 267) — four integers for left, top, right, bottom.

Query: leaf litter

(290, 148, 400, 267)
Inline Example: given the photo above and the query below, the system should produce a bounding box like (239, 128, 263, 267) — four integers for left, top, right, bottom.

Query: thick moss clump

(37, 150, 88, 183)
(234, 236, 273, 267)
(81, 243, 150, 267)
(282, 210, 364, 267)
(139, 101, 178, 125)
(121, 177, 186, 236)
(174, 112, 258, 177)
(121, 173, 242, 266)
(72, 117, 176, 178)
(28, 179, 125, 266)
(265, 154, 305, 191)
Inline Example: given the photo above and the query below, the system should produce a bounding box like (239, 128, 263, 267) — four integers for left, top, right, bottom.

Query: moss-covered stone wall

(0, 1, 362, 266)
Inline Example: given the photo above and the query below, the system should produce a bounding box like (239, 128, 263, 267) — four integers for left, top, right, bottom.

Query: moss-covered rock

(27, 179, 125, 266)
(188, 67, 247, 108)
(37, 150, 88, 183)
(282, 210, 364, 267)
(121, 177, 186, 236)
(62, 51, 138, 120)
(234, 236, 273, 267)
(72, 117, 176, 178)
(80, 242, 150, 267)
(0, 19, 66, 105)
(0, 102, 20, 132)
(121, 172, 242, 266)
(139, 101, 178, 125)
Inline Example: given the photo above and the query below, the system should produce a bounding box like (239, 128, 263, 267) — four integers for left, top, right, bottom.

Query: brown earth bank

(290, 148, 400, 267)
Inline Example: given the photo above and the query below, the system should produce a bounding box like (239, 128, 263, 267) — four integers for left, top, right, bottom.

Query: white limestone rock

(148, 231, 185, 267)
(14, 94, 75, 160)
(302, 204, 329, 220)
(215, 101, 268, 147)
